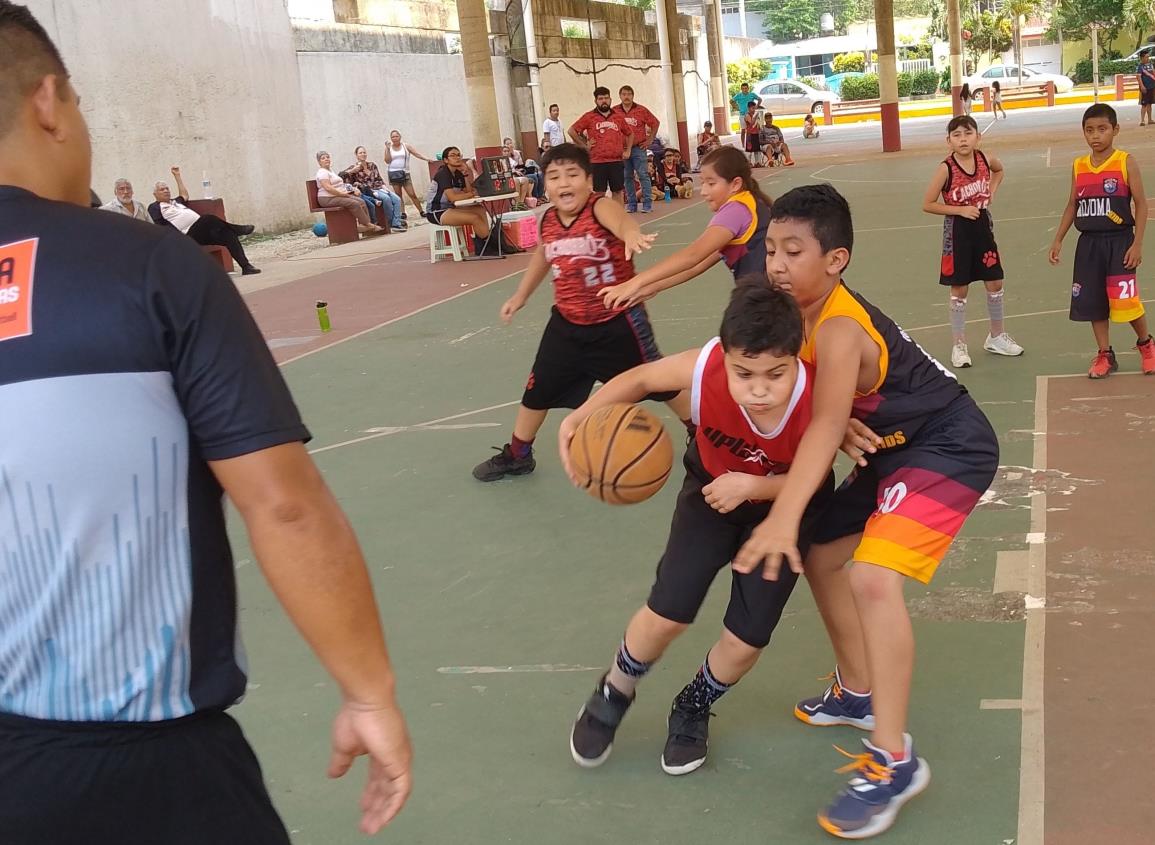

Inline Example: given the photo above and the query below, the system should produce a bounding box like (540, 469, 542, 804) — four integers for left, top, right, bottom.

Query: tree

(1048, 0, 1125, 42)
(1124, 0, 1155, 50)
(964, 10, 1012, 66)
(726, 57, 773, 98)
(1004, 0, 1042, 85)
(620, 0, 655, 10)
(833, 51, 867, 72)
(763, 0, 821, 42)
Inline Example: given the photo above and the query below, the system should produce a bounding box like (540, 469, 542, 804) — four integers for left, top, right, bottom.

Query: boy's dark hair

(1083, 102, 1118, 127)
(741, 82, 750, 88)
(540, 142, 591, 176)
(593, 86, 611, 98)
(0, 1, 69, 139)
(1141, 49, 1150, 58)
(769, 184, 854, 258)
(619, 85, 634, 94)
(947, 114, 979, 134)
(720, 280, 804, 357)
(548, 102, 559, 110)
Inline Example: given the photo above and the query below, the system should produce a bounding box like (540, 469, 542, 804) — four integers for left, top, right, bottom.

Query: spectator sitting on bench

(696, 121, 720, 165)
(148, 166, 261, 275)
(101, 178, 150, 221)
(342, 146, 406, 231)
(313, 151, 387, 238)
(659, 148, 693, 198)
(758, 113, 794, 166)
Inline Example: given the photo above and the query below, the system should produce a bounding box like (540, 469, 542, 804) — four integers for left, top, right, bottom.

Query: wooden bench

(821, 98, 881, 126)
(186, 198, 235, 272)
(976, 81, 1056, 110)
(305, 180, 390, 246)
(1115, 73, 1143, 101)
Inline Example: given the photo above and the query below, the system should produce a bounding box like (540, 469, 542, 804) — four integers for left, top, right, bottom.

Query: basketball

(571, 404, 673, 505)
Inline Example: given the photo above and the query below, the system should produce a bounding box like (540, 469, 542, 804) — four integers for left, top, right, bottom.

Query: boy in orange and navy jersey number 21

(471, 143, 689, 482)
(1049, 103, 1155, 377)
(556, 283, 833, 780)
(732, 185, 1000, 839)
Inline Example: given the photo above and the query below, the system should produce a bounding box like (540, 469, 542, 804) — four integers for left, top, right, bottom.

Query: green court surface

(228, 108, 1153, 843)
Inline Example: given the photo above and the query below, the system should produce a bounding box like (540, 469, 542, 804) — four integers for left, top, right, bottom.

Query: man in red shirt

(614, 85, 661, 213)
(568, 86, 633, 204)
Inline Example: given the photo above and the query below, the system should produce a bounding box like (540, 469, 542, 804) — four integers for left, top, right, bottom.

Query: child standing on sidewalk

(1049, 103, 1155, 377)
(922, 115, 1024, 368)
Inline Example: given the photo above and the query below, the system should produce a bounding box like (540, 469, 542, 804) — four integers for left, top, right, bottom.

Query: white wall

(539, 59, 667, 135)
(296, 51, 471, 200)
(27, 0, 312, 232)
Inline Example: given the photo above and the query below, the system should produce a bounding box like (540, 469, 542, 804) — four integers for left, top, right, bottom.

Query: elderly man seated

(100, 179, 150, 221)
(148, 166, 260, 275)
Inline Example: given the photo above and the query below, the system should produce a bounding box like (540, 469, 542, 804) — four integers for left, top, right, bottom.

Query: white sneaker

(984, 332, 1024, 356)
(951, 342, 972, 369)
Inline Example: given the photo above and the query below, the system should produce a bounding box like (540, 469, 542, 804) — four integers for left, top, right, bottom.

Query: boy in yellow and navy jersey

(1049, 103, 1155, 377)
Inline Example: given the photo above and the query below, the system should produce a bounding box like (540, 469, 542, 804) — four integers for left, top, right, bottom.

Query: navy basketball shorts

(521, 305, 677, 411)
(646, 444, 835, 648)
(940, 211, 1005, 286)
(0, 709, 290, 845)
(1070, 230, 1146, 323)
(811, 395, 999, 584)
(591, 161, 625, 194)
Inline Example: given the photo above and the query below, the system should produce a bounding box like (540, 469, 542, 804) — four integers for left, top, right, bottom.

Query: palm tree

(1003, 0, 1041, 87)
(1124, 0, 1155, 50)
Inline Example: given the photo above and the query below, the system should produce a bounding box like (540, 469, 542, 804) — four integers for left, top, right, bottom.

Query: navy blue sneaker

(818, 735, 931, 839)
(795, 669, 875, 730)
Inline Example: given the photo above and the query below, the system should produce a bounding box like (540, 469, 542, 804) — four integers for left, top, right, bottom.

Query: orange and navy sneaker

(817, 735, 931, 839)
(795, 668, 875, 730)
(1088, 347, 1118, 379)
(1138, 335, 1155, 375)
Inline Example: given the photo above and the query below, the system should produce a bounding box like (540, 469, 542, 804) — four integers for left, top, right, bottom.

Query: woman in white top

(501, 137, 536, 207)
(314, 151, 386, 236)
(385, 130, 433, 220)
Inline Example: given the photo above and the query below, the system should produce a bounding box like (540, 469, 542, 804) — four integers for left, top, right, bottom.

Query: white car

(966, 64, 1075, 94)
(752, 78, 839, 115)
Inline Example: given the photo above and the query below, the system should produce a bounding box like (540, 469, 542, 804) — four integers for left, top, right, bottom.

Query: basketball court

(228, 104, 1155, 844)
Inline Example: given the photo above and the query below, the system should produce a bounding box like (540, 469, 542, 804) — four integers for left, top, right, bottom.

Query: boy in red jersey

(557, 283, 834, 777)
(733, 185, 999, 839)
(922, 115, 1023, 369)
(472, 144, 689, 482)
(569, 86, 633, 203)
(1048, 103, 1155, 377)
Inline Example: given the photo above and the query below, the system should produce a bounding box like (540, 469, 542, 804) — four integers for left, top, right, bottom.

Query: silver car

(753, 78, 839, 115)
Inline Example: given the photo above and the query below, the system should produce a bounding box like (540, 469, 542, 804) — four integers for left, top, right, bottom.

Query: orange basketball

(571, 403, 674, 505)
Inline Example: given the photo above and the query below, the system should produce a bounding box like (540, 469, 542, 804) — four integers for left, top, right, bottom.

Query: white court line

(436, 664, 600, 675)
(1017, 375, 1048, 845)
(307, 400, 520, 455)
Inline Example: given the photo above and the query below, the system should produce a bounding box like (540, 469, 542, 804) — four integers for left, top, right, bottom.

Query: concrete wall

(28, 0, 312, 232)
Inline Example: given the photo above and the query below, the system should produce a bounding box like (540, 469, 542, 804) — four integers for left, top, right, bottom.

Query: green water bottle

(316, 300, 331, 333)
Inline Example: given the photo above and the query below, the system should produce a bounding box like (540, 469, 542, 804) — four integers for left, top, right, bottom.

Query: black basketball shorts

(1070, 230, 1146, 323)
(591, 161, 626, 194)
(940, 210, 1005, 286)
(646, 443, 835, 648)
(0, 709, 290, 845)
(522, 306, 678, 411)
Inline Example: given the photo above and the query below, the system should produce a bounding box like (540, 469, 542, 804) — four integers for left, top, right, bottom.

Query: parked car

(752, 78, 839, 115)
(965, 64, 1075, 94)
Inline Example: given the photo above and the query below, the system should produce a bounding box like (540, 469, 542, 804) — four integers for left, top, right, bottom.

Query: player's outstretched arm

(558, 349, 699, 482)
(1049, 167, 1079, 265)
(1125, 156, 1146, 269)
(593, 196, 657, 259)
(210, 442, 412, 834)
(500, 245, 550, 323)
(922, 162, 977, 218)
(732, 317, 861, 580)
(600, 225, 732, 308)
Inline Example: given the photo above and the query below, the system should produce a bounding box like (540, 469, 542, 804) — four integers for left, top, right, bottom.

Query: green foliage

(910, 68, 942, 95)
(840, 73, 880, 101)
(833, 52, 866, 73)
(726, 58, 773, 99)
(1048, 0, 1126, 43)
(801, 75, 830, 90)
(619, 0, 654, 9)
(562, 23, 587, 38)
(1072, 56, 1142, 83)
(902, 41, 935, 61)
(940, 67, 953, 93)
(897, 71, 913, 97)
(762, 0, 821, 42)
(963, 11, 1013, 62)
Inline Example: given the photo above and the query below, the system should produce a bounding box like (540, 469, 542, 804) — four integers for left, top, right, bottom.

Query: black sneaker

(570, 675, 633, 768)
(660, 702, 712, 775)
(472, 444, 535, 481)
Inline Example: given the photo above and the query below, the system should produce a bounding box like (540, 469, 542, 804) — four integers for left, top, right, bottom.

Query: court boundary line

(1017, 375, 1048, 845)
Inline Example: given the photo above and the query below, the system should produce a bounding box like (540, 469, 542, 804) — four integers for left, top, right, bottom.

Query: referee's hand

(328, 700, 413, 833)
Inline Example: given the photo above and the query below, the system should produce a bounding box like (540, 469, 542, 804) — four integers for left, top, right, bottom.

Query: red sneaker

(1088, 348, 1118, 379)
(1138, 336, 1155, 375)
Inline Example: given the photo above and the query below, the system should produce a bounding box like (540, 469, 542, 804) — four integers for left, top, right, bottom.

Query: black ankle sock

(673, 657, 732, 712)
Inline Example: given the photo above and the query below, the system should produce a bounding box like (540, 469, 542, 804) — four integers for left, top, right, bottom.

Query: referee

(0, 3, 411, 842)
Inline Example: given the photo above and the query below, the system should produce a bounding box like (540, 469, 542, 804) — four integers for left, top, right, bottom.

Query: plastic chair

(429, 224, 468, 263)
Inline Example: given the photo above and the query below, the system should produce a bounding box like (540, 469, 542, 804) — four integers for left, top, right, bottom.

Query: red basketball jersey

(540, 195, 634, 325)
(941, 151, 992, 209)
(690, 337, 813, 479)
